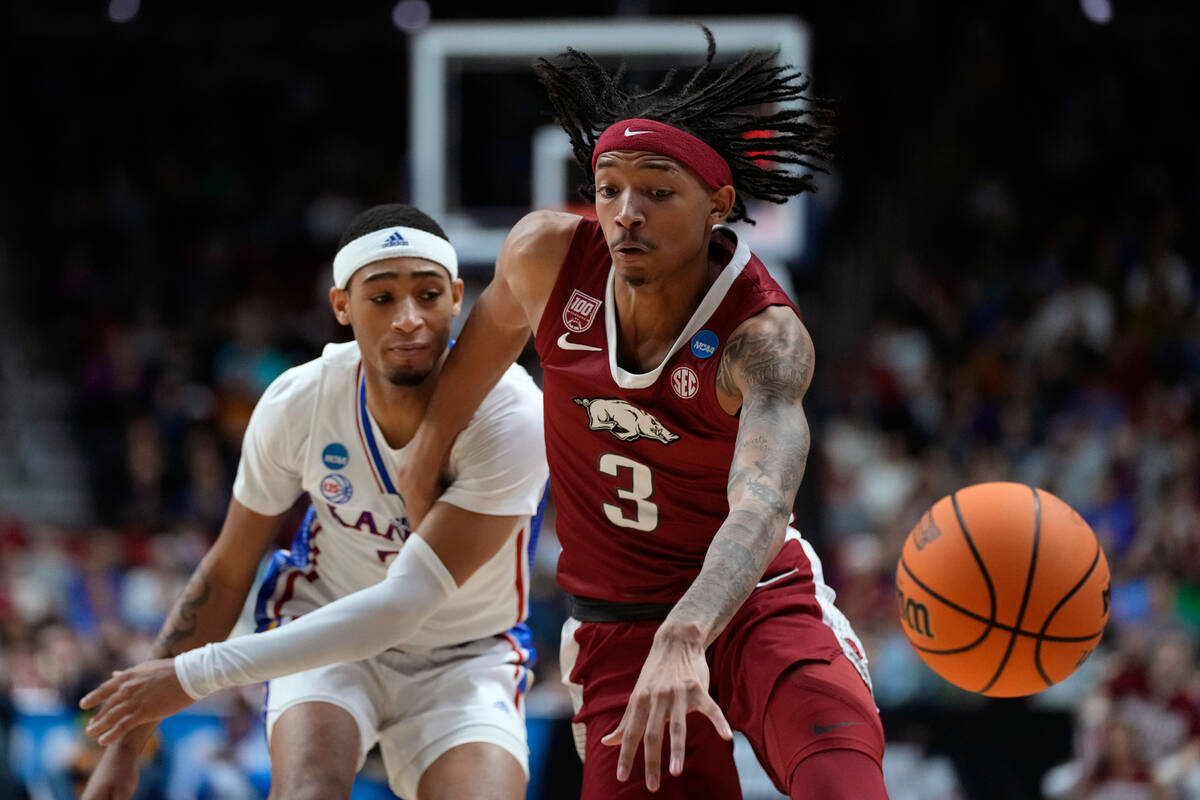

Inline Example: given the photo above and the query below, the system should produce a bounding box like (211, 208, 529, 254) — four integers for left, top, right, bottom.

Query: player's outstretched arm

(80, 500, 284, 800)
(81, 502, 522, 746)
(673, 306, 812, 639)
(397, 210, 577, 525)
(601, 306, 814, 790)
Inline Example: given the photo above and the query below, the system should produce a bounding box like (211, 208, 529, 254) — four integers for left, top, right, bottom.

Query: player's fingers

(80, 673, 122, 709)
(612, 696, 651, 783)
(599, 714, 632, 781)
(600, 718, 624, 746)
(86, 703, 118, 739)
(86, 690, 133, 738)
(97, 712, 142, 747)
(85, 703, 110, 735)
(642, 693, 671, 792)
(79, 687, 103, 710)
(668, 689, 688, 776)
(696, 694, 733, 740)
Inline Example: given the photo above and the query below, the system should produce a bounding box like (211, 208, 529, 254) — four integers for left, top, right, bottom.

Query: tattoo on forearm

(668, 317, 816, 643)
(728, 393, 810, 508)
(670, 517, 765, 637)
(153, 565, 212, 657)
(742, 477, 789, 517)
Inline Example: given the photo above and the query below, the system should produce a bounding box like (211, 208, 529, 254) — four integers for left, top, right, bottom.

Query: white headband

(332, 226, 459, 288)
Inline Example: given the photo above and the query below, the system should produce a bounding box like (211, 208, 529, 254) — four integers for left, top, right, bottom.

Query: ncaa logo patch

(320, 473, 353, 504)
(670, 365, 699, 399)
(690, 330, 719, 359)
(563, 289, 602, 333)
(321, 442, 349, 470)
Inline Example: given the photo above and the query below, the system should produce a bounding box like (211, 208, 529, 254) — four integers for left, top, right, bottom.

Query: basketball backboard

(410, 18, 811, 273)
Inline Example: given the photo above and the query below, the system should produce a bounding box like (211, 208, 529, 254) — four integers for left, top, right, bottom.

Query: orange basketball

(895, 482, 1110, 697)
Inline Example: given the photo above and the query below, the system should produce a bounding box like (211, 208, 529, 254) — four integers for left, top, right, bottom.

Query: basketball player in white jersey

(81, 204, 548, 800)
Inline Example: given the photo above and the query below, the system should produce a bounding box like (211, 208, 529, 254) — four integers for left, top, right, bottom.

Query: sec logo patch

(670, 365, 699, 399)
(320, 473, 353, 504)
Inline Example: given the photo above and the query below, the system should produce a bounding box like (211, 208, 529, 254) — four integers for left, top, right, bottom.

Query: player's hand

(600, 625, 733, 791)
(395, 442, 443, 528)
(80, 736, 147, 800)
(80, 659, 193, 746)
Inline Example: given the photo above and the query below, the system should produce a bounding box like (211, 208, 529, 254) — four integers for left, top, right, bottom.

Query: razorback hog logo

(573, 398, 679, 444)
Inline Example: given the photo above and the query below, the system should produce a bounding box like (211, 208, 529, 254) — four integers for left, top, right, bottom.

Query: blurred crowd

(799, 7, 1200, 795)
(819, 199, 1199, 798)
(5, 3, 1199, 799)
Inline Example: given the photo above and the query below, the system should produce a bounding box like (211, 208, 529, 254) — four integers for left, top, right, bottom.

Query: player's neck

(360, 350, 448, 449)
(612, 249, 722, 373)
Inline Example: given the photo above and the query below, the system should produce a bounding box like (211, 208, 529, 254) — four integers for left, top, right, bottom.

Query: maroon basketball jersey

(534, 218, 800, 602)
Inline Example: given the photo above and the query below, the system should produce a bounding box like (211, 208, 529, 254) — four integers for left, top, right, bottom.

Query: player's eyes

(596, 185, 618, 199)
(652, 188, 673, 199)
(369, 294, 391, 304)
(420, 291, 442, 302)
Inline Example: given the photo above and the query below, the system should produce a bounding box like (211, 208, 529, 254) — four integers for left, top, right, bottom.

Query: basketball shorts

(560, 531, 883, 798)
(265, 634, 532, 800)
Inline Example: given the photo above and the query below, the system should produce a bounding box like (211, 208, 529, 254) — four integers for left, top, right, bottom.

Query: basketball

(895, 482, 1110, 697)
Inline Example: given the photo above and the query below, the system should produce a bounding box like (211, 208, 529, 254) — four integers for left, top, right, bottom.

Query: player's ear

(709, 185, 736, 224)
(450, 278, 465, 317)
(329, 286, 352, 326)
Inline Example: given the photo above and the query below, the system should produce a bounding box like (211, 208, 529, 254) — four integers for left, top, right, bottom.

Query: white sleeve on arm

(174, 535, 456, 700)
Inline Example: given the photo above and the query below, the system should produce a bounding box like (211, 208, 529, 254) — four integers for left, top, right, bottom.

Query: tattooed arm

(601, 306, 814, 790)
(82, 500, 283, 800)
(672, 305, 812, 641)
(152, 500, 285, 660)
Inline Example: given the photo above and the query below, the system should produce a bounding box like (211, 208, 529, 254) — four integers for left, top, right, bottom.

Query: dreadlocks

(532, 27, 833, 224)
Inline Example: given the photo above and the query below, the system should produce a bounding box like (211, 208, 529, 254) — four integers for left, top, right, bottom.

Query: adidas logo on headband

(332, 226, 459, 288)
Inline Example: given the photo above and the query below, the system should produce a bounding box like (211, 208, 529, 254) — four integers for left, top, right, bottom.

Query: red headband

(591, 118, 732, 189)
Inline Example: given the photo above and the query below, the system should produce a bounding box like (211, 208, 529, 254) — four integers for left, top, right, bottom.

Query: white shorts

(264, 635, 532, 800)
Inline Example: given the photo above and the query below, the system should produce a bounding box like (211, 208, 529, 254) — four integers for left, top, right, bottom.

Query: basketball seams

(899, 557, 993, 654)
(978, 485, 1041, 694)
(900, 556, 1104, 645)
(898, 482, 1109, 697)
(1032, 509, 1104, 686)
(950, 491, 998, 630)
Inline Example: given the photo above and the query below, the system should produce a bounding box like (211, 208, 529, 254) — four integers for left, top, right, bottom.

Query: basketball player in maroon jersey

(399, 35, 888, 799)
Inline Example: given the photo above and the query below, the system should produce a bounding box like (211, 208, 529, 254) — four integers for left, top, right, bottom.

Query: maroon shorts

(563, 537, 884, 799)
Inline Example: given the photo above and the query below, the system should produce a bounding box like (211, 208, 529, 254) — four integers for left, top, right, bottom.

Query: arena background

(3, 2, 1198, 798)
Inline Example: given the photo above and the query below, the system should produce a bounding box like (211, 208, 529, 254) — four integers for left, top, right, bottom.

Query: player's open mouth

(615, 244, 648, 256)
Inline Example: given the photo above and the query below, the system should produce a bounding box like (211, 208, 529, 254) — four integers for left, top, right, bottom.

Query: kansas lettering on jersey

(534, 219, 800, 603)
(234, 341, 548, 650)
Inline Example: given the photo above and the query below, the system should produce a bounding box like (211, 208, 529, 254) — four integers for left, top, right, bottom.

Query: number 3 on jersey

(598, 453, 658, 532)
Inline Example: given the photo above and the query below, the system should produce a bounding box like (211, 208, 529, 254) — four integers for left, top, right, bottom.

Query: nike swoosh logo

(813, 721, 863, 735)
(557, 333, 602, 352)
(624, 127, 653, 136)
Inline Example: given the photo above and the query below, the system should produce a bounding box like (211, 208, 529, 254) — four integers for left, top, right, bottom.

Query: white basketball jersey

(234, 341, 547, 650)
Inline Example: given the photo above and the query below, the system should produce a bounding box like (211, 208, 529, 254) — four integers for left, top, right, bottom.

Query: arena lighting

(107, 0, 139, 23)
(392, 0, 431, 33)
(1081, 0, 1114, 24)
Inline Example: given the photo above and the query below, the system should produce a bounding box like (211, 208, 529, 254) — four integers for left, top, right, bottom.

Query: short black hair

(533, 27, 833, 224)
(338, 203, 449, 250)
